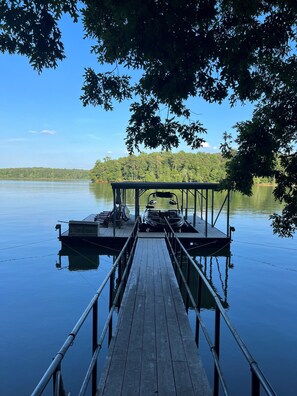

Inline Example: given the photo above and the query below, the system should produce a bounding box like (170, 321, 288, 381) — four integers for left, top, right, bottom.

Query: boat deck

(97, 238, 211, 395)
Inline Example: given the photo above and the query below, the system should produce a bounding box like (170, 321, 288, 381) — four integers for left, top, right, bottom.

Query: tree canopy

(89, 151, 229, 183)
(1, 0, 296, 235)
(0, 167, 89, 180)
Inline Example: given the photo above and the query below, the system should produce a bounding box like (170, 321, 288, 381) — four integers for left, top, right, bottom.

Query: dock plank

(97, 238, 211, 396)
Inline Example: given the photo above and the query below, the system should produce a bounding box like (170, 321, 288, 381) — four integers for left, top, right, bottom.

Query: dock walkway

(97, 238, 211, 395)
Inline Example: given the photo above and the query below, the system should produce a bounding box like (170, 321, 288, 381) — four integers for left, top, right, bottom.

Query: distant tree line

(90, 151, 275, 184)
(0, 154, 277, 183)
(0, 167, 89, 180)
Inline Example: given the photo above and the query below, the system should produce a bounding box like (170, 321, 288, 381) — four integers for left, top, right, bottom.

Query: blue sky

(0, 17, 253, 170)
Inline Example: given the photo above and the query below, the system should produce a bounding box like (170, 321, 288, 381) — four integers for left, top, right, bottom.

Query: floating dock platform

(57, 182, 233, 252)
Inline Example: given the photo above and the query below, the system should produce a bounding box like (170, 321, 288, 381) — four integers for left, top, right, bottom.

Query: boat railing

(164, 218, 276, 396)
(31, 217, 140, 396)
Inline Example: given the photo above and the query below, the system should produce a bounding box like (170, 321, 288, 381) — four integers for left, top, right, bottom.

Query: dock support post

(205, 189, 208, 237)
(181, 189, 184, 215)
(113, 188, 116, 237)
(185, 189, 189, 220)
(211, 189, 214, 227)
(135, 188, 139, 219)
(123, 189, 126, 205)
(200, 189, 203, 219)
(227, 190, 230, 237)
(193, 189, 197, 226)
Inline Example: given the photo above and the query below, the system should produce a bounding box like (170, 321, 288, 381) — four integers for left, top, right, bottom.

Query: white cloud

(201, 141, 210, 148)
(107, 150, 112, 154)
(28, 129, 57, 135)
(41, 129, 57, 135)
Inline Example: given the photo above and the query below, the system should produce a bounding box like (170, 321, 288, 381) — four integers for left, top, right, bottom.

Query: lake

(0, 180, 296, 395)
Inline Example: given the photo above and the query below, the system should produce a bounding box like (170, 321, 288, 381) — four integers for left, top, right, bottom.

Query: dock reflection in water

(56, 245, 118, 272)
(178, 246, 232, 311)
(55, 244, 125, 313)
(56, 244, 232, 310)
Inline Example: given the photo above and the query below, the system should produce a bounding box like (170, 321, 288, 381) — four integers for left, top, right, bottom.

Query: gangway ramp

(97, 237, 211, 395)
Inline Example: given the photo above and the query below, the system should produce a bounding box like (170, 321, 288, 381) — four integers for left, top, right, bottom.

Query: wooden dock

(97, 238, 211, 395)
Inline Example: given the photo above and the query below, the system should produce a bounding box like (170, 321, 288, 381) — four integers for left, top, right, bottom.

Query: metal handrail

(212, 192, 229, 227)
(32, 218, 140, 396)
(164, 218, 276, 396)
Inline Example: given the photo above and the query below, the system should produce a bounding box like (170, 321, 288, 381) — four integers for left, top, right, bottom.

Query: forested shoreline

(0, 167, 89, 180)
(0, 152, 275, 184)
(90, 152, 274, 184)
(90, 152, 226, 182)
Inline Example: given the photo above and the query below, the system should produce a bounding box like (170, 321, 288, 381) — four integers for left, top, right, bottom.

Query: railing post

(118, 255, 123, 308)
(92, 299, 98, 396)
(185, 256, 190, 312)
(179, 248, 183, 288)
(108, 271, 114, 345)
(213, 305, 221, 396)
(53, 365, 59, 396)
(53, 363, 67, 396)
(251, 369, 260, 396)
(174, 233, 177, 255)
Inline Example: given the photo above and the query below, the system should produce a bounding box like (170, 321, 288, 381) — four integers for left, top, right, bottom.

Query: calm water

(0, 181, 296, 395)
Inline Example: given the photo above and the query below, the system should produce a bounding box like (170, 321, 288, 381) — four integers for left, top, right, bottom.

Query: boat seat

(95, 211, 112, 227)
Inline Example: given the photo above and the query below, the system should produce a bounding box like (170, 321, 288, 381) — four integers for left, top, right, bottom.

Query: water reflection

(56, 242, 232, 310)
(179, 248, 233, 310)
(56, 246, 118, 271)
(55, 245, 124, 310)
(194, 255, 232, 309)
(88, 182, 280, 214)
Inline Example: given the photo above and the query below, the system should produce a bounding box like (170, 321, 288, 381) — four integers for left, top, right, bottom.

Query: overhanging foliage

(1, 0, 296, 235)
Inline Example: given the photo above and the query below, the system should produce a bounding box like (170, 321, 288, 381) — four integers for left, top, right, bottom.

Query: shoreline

(0, 178, 276, 186)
